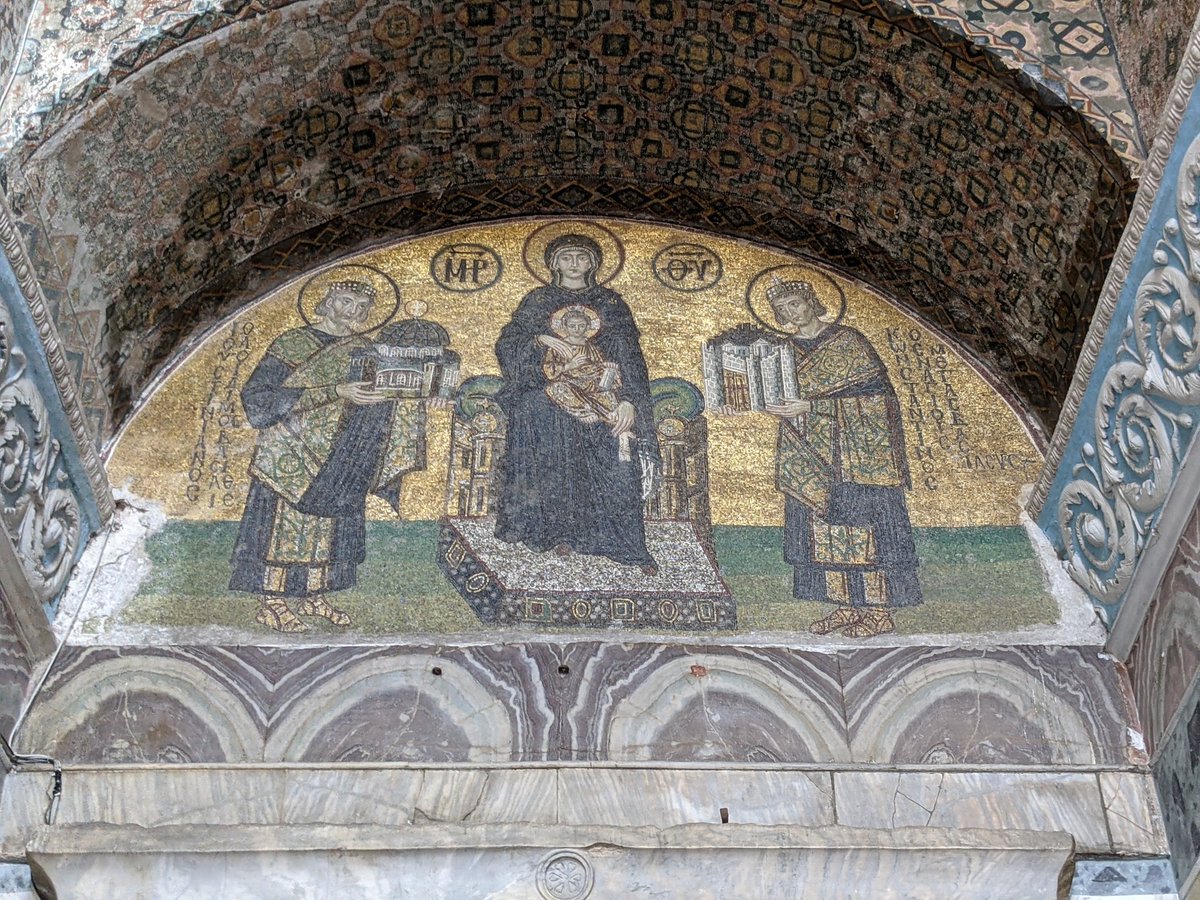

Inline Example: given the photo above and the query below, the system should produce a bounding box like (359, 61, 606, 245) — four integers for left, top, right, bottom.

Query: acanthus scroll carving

(0, 301, 81, 603)
(1058, 132, 1200, 614)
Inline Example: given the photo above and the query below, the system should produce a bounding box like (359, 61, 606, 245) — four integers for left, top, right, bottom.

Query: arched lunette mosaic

(106, 218, 1058, 640)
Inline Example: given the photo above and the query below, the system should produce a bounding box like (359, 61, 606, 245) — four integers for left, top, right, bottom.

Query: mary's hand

(765, 399, 812, 417)
(611, 400, 636, 436)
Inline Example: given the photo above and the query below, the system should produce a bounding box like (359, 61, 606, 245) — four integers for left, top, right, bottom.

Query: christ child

(538, 305, 635, 460)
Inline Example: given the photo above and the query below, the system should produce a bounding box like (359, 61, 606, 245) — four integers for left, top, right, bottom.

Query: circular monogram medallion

(536, 849, 594, 900)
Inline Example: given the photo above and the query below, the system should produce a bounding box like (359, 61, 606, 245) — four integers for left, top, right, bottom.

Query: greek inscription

(430, 242, 503, 292)
(651, 242, 723, 292)
(887, 327, 976, 489)
(186, 321, 254, 509)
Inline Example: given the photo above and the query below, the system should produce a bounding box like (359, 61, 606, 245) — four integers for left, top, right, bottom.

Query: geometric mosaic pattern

(0, 0, 32, 113)
(4, 0, 1134, 438)
(1099, 0, 1200, 144)
(0, 0, 1145, 161)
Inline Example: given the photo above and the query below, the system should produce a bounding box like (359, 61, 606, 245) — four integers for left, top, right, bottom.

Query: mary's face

(551, 248, 596, 282)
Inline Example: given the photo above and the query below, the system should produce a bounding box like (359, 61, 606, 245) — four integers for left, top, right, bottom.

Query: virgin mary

(493, 233, 660, 573)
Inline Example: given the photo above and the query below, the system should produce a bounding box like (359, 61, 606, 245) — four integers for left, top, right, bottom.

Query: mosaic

(4, 0, 1135, 450)
(107, 219, 1056, 638)
(1099, 0, 1199, 144)
(0, 0, 1140, 157)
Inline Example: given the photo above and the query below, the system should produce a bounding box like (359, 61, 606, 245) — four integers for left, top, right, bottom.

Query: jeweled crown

(765, 276, 817, 305)
(327, 279, 377, 299)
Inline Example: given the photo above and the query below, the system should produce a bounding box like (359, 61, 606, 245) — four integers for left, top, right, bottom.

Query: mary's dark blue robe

(493, 284, 658, 567)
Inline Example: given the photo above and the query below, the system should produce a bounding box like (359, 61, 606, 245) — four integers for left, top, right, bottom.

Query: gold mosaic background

(109, 218, 1042, 528)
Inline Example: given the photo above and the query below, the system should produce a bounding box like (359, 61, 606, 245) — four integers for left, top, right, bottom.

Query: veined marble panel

(555, 768, 834, 828)
(16, 642, 1137, 767)
(2, 768, 288, 832)
(833, 771, 1116, 854)
(559, 644, 847, 763)
(282, 768, 558, 828)
(1153, 672, 1200, 886)
(840, 645, 1137, 765)
(19, 647, 266, 763)
(0, 765, 1160, 870)
(1100, 772, 1170, 856)
(1129, 502, 1200, 756)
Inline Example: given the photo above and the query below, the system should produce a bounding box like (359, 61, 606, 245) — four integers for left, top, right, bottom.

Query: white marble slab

(834, 771, 1112, 853)
(25, 823, 1075, 900)
(1100, 773, 1170, 856)
(282, 768, 557, 827)
(557, 767, 835, 827)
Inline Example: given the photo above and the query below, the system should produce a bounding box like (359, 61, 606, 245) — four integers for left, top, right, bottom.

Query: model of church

(360, 300, 461, 399)
(702, 324, 798, 411)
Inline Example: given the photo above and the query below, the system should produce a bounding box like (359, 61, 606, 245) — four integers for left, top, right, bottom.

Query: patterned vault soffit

(3, 0, 1134, 438)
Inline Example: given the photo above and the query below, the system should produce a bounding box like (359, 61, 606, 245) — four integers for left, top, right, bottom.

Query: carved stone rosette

(1057, 132, 1200, 619)
(0, 300, 81, 604)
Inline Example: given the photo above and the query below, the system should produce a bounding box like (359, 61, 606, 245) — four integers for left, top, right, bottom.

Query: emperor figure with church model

(711, 277, 923, 636)
(229, 278, 452, 632)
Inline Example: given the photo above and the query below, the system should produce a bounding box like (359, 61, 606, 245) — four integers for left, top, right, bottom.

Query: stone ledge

(23, 823, 1076, 900)
(0, 764, 1167, 860)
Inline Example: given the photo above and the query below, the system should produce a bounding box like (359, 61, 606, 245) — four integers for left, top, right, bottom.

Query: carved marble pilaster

(0, 202, 111, 524)
(0, 201, 106, 647)
(1036, 17, 1200, 631)
(0, 298, 83, 609)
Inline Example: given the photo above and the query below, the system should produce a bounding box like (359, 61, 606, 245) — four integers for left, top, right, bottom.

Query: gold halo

(745, 263, 847, 335)
(522, 220, 625, 287)
(297, 264, 400, 334)
(550, 304, 602, 339)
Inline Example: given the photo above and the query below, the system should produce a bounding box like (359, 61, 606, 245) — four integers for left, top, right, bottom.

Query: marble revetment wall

(2, 216, 1163, 897)
(1130, 501, 1200, 890)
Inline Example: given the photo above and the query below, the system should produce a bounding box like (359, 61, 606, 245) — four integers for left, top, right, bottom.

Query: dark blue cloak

(493, 284, 658, 567)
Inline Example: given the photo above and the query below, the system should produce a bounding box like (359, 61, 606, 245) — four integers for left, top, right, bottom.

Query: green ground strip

(112, 520, 1056, 636)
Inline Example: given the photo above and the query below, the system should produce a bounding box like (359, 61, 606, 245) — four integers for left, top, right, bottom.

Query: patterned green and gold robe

(776, 325, 922, 607)
(229, 326, 425, 598)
